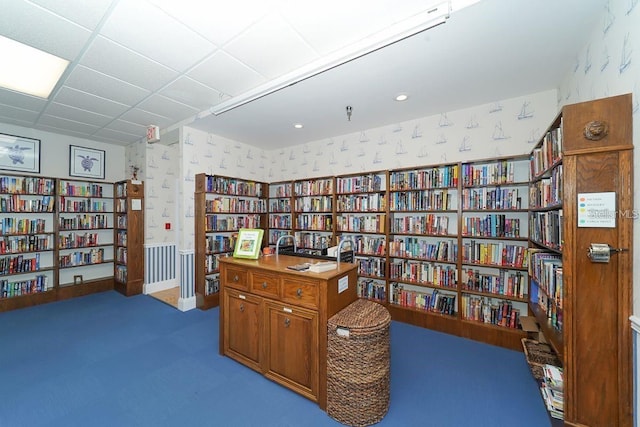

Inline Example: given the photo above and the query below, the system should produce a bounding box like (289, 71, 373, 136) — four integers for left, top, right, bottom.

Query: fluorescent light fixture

(294, 123, 303, 129)
(211, 1, 451, 115)
(0, 36, 69, 99)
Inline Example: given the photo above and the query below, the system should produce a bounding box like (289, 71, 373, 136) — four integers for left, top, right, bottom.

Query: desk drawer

(224, 266, 248, 290)
(281, 277, 319, 309)
(251, 271, 279, 298)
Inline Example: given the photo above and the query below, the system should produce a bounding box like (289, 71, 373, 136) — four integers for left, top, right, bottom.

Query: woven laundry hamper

(327, 299, 391, 426)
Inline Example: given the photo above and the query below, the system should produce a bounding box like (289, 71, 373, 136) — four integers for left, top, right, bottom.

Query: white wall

(1, 122, 126, 181)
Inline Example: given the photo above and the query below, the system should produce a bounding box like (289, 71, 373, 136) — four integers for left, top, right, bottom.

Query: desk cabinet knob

(239, 303, 244, 312)
(284, 318, 290, 328)
(233, 275, 239, 282)
(296, 288, 302, 298)
(262, 282, 267, 289)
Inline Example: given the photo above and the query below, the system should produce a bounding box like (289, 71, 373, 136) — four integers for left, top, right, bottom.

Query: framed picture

(0, 133, 41, 174)
(233, 228, 264, 259)
(69, 145, 105, 179)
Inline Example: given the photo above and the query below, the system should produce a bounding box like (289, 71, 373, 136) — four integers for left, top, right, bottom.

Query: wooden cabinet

(113, 180, 144, 296)
(528, 94, 633, 426)
(219, 254, 357, 410)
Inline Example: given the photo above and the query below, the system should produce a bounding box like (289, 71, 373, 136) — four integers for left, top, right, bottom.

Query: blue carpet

(0, 291, 551, 426)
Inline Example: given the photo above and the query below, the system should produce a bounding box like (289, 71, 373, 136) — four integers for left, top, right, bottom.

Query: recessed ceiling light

(294, 123, 303, 129)
(395, 93, 409, 102)
(0, 36, 69, 98)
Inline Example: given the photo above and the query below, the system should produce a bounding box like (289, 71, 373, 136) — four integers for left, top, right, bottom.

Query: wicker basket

(522, 338, 562, 381)
(327, 299, 391, 427)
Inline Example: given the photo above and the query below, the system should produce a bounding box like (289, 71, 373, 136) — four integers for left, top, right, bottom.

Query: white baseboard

(178, 296, 196, 312)
(144, 280, 177, 295)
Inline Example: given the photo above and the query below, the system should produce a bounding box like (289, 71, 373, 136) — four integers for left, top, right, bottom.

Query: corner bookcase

(528, 94, 633, 427)
(194, 173, 268, 309)
(114, 179, 145, 296)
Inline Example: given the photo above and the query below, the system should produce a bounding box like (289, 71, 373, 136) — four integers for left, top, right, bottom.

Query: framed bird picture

(69, 145, 105, 179)
(0, 133, 41, 174)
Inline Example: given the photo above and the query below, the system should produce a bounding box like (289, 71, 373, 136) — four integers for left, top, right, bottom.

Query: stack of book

(540, 364, 564, 420)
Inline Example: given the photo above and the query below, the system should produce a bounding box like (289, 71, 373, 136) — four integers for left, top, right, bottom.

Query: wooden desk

(218, 255, 358, 410)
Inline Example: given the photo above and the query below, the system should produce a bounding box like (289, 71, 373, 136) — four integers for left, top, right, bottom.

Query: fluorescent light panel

(211, 1, 451, 115)
(0, 36, 69, 99)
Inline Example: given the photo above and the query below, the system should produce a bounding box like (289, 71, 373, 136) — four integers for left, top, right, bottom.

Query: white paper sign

(131, 199, 142, 211)
(338, 275, 349, 294)
(578, 192, 616, 228)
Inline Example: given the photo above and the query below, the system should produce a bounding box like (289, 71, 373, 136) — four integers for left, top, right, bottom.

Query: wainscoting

(143, 243, 177, 294)
(178, 249, 196, 311)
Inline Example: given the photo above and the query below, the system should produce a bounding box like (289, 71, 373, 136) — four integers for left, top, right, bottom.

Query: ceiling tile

(44, 102, 113, 128)
(28, 0, 115, 30)
(137, 94, 200, 121)
(64, 65, 150, 106)
(54, 87, 131, 118)
(224, 13, 319, 79)
(119, 108, 173, 128)
(93, 127, 142, 144)
(0, 104, 39, 124)
(101, 0, 215, 72)
(104, 119, 147, 136)
(38, 114, 101, 135)
(148, 0, 270, 46)
(0, 0, 91, 60)
(0, 88, 48, 112)
(159, 77, 222, 111)
(188, 51, 266, 97)
(80, 36, 178, 92)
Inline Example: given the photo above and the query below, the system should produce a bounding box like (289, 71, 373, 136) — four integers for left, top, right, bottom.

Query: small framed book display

(233, 228, 264, 259)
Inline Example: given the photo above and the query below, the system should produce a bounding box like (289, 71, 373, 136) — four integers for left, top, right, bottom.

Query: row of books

(461, 187, 522, 210)
(268, 229, 290, 245)
(59, 232, 100, 249)
(116, 230, 127, 246)
(357, 278, 386, 301)
(388, 237, 457, 263)
(115, 264, 127, 283)
(529, 210, 563, 250)
(293, 179, 333, 196)
(205, 276, 220, 295)
(294, 195, 333, 212)
(0, 195, 55, 213)
(460, 295, 521, 329)
(206, 197, 267, 213)
(295, 214, 333, 231)
(529, 165, 562, 208)
(540, 364, 564, 419)
(269, 184, 291, 198)
(336, 174, 384, 194)
(462, 160, 518, 187)
(206, 234, 237, 254)
(389, 260, 458, 288)
(336, 214, 386, 233)
(60, 198, 110, 213)
(390, 214, 450, 236)
(269, 199, 291, 213)
(205, 214, 261, 232)
(341, 234, 386, 256)
(336, 193, 386, 212)
(390, 283, 457, 315)
(268, 215, 291, 229)
(115, 199, 127, 213)
(59, 248, 106, 267)
(356, 257, 386, 278)
(58, 182, 105, 197)
(116, 214, 127, 228)
(463, 268, 527, 299)
(205, 254, 221, 273)
(59, 214, 109, 230)
(116, 247, 127, 263)
(530, 126, 563, 178)
(1, 218, 47, 235)
(389, 165, 459, 190)
(462, 241, 528, 268)
(462, 215, 521, 238)
(1, 274, 51, 299)
(294, 232, 330, 250)
(389, 189, 452, 211)
(528, 250, 563, 307)
(205, 176, 263, 197)
(115, 182, 128, 198)
(0, 177, 55, 195)
(0, 253, 41, 275)
(0, 234, 54, 254)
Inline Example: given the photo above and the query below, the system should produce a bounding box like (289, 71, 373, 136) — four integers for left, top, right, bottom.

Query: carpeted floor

(0, 291, 553, 427)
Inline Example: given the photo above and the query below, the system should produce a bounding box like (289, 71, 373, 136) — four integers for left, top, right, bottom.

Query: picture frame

(69, 145, 105, 179)
(0, 133, 41, 174)
(233, 228, 264, 259)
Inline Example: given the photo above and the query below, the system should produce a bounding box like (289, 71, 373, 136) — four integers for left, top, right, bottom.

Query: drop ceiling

(0, 0, 605, 150)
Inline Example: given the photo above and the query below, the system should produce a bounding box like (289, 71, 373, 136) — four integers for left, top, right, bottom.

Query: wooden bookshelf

(194, 173, 267, 310)
(528, 94, 633, 426)
(113, 180, 144, 296)
(292, 176, 335, 255)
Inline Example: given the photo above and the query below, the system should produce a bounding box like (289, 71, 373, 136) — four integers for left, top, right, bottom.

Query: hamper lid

(329, 299, 391, 330)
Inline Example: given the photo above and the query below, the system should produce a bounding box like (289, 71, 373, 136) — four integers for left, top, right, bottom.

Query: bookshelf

(335, 171, 388, 303)
(459, 156, 530, 349)
(194, 173, 267, 309)
(267, 181, 292, 248)
(292, 176, 335, 255)
(527, 94, 632, 426)
(56, 178, 114, 299)
(114, 180, 144, 296)
(0, 174, 57, 310)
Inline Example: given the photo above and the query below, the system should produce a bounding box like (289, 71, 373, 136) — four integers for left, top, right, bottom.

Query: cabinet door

(223, 288, 262, 372)
(264, 300, 318, 401)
